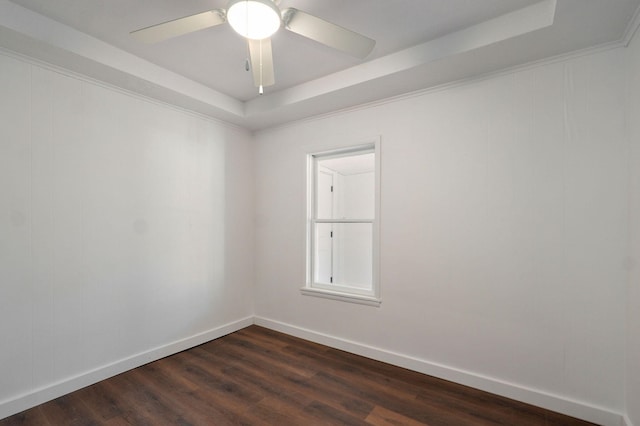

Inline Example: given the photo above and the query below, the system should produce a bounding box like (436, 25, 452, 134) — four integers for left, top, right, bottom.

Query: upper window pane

(316, 152, 375, 220)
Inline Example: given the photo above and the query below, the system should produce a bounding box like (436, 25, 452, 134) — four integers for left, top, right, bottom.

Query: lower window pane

(314, 223, 372, 289)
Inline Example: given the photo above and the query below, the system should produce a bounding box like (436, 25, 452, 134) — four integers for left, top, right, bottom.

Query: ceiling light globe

(227, 0, 281, 40)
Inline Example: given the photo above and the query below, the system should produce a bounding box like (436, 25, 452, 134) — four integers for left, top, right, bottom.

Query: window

(303, 140, 380, 306)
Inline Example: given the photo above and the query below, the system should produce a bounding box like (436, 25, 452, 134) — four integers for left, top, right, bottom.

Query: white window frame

(302, 138, 381, 307)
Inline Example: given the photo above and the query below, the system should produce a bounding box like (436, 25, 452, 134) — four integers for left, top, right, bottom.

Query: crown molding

(256, 39, 625, 135)
(622, 2, 640, 47)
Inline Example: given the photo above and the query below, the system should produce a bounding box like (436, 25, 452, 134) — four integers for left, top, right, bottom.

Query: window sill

(300, 287, 381, 307)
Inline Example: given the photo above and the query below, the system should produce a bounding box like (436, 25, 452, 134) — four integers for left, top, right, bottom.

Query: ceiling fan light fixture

(227, 0, 281, 40)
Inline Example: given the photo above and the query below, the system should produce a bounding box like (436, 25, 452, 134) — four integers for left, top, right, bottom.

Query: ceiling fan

(130, 0, 376, 95)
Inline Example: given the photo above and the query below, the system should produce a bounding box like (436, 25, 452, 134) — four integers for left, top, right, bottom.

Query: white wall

(1, 21, 637, 426)
(0, 52, 254, 418)
(627, 25, 640, 426)
(254, 47, 628, 423)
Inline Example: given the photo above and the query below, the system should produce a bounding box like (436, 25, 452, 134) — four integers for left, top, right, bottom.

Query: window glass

(316, 152, 374, 220)
(306, 143, 379, 305)
(314, 223, 373, 288)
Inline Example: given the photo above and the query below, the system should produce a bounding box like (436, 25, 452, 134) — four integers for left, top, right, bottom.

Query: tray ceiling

(1, 0, 639, 130)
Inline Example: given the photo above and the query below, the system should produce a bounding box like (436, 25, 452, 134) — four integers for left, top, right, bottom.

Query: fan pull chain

(245, 39, 251, 72)
(259, 39, 264, 95)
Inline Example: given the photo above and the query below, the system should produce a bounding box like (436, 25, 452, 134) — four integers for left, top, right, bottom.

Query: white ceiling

(1, 0, 639, 130)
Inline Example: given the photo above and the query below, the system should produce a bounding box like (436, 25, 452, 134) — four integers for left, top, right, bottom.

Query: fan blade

(248, 38, 275, 88)
(131, 10, 226, 44)
(282, 8, 375, 58)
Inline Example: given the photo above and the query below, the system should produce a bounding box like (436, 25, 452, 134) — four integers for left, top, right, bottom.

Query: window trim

(302, 138, 381, 307)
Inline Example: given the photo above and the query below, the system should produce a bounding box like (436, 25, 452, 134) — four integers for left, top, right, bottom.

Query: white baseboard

(0, 316, 254, 420)
(1, 315, 629, 426)
(254, 316, 625, 426)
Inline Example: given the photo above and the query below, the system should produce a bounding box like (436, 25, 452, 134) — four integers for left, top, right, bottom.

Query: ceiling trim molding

(0, 44, 252, 134)
(622, 2, 640, 46)
(256, 39, 625, 136)
(0, 0, 245, 119)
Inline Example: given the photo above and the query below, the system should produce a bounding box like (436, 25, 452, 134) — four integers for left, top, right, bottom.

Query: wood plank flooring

(1, 325, 596, 425)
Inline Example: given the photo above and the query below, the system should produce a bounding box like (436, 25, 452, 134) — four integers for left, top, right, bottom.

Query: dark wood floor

(1, 325, 596, 425)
